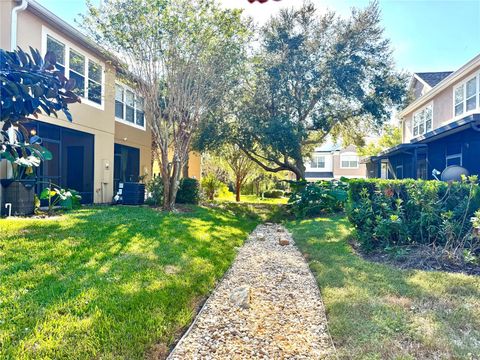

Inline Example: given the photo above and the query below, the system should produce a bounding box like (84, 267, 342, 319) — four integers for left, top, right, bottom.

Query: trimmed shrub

(347, 177, 480, 252)
(288, 180, 348, 217)
(145, 176, 164, 206)
(263, 189, 284, 198)
(176, 178, 200, 205)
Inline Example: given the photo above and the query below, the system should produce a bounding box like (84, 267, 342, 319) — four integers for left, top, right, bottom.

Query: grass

(217, 193, 288, 205)
(0, 205, 259, 359)
(286, 215, 480, 360)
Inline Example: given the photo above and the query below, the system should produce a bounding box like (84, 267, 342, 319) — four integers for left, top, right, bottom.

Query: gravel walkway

(168, 224, 336, 359)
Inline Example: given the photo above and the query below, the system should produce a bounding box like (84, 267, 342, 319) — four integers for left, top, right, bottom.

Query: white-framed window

(446, 153, 462, 167)
(43, 29, 104, 109)
(340, 153, 359, 169)
(115, 82, 146, 130)
(310, 155, 325, 169)
(412, 104, 433, 137)
(454, 73, 480, 117)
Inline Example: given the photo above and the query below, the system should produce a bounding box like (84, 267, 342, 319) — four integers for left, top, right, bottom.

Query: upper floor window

(340, 154, 359, 168)
(454, 74, 479, 117)
(412, 104, 432, 137)
(310, 155, 325, 169)
(45, 33, 104, 107)
(115, 83, 145, 129)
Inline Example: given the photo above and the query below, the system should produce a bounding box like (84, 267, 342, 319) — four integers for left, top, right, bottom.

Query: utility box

(102, 159, 111, 184)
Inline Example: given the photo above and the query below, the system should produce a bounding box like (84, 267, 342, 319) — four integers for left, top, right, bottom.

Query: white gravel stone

(168, 224, 336, 359)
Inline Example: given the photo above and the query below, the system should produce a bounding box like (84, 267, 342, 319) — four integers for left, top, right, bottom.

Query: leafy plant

(145, 176, 164, 206)
(262, 189, 284, 199)
(288, 179, 348, 218)
(40, 183, 81, 215)
(176, 178, 200, 205)
(1, 47, 80, 180)
(201, 174, 225, 201)
(347, 178, 480, 261)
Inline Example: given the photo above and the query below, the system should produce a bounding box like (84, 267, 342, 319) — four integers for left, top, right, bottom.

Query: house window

(115, 82, 146, 130)
(45, 33, 104, 107)
(69, 49, 85, 97)
(115, 85, 124, 118)
(446, 154, 462, 167)
(454, 74, 479, 117)
(340, 154, 359, 168)
(446, 143, 462, 167)
(46, 35, 65, 73)
(395, 165, 404, 179)
(413, 104, 432, 137)
(310, 155, 325, 169)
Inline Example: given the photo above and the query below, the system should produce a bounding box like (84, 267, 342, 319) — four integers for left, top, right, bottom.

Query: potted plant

(1, 47, 80, 215)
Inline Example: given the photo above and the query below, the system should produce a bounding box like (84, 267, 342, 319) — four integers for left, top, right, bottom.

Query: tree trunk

(294, 158, 306, 180)
(235, 178, 241, 202)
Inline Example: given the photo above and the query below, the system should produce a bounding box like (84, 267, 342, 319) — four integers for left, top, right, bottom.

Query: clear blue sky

(38, 0, 480, 73)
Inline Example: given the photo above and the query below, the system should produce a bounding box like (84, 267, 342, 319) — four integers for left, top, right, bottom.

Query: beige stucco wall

(402, 65, 480, 143)
(0, 1, 14, 49)
(1, 5, 153, 204)
(152, 151, 202, 180)
(332, 147, 367, 178)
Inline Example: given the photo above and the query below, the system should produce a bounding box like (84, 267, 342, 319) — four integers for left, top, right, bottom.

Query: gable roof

(399, 53, 480, 118)
(414, 71, 454, 88)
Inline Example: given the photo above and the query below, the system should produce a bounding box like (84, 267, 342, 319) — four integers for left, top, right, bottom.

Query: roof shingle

(415, 71, 453, 88)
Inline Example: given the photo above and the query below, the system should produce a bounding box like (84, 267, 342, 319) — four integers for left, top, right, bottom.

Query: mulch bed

(349, 238, 480, 276)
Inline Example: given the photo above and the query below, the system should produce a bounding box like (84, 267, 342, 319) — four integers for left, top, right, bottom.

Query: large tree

(217, 1, 407, 180)
(83, 0, 251, 210)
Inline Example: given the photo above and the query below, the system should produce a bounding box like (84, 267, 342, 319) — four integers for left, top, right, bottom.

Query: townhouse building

(305, 144, 366, 181)
(364, 54, 480, 179)
(1, 0, 201, 207)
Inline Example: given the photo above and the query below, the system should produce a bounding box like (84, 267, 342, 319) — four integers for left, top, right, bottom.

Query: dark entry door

(114, 144, 140, 193)
(67, 146, 84, 192)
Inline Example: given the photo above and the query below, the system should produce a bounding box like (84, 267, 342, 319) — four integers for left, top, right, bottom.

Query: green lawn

(0, 206, 259, 359)
(217, 193, 288, 205)
(287, 215, 480, 360)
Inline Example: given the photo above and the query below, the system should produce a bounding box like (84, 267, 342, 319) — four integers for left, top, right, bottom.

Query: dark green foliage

(262, 189, 284, 198)
(176, 178, 200, 205)
(288, 180, 348, 218)
(1, 47, 80, 175)
(347, 178, 480, 251)
(1, 47, 80, 122)
(145, 176, 164, 206)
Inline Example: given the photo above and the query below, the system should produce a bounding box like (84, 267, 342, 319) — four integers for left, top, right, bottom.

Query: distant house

(0, 0, 201, 206)
(363, 53, 480, 179)
(305, 144, 366, 181)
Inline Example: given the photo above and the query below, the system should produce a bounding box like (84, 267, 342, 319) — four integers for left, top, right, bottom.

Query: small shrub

(263, 189, 284, 198)
(176, 178, 200, 205)
(201, 174, 224, 200)
(145, 176, 164, 206)
(288, 180, 348, 218)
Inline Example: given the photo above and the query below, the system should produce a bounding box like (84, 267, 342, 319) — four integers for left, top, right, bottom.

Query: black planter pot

(2, 179, 36, 216)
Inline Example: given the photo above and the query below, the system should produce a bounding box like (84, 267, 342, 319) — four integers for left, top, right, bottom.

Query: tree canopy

(196, 1, 408, 180)
(84, 0, 251, 210)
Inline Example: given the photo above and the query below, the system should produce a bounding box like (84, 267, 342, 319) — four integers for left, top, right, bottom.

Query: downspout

(11, 0, 28, 51)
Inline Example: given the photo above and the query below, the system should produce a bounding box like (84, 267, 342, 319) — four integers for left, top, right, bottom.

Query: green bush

(288, 180, 348, 218)
(347, 177, 480, 252)
(145, 176, 164, 206)
(201, 174, 224, 200)
(262, 189, 284, 198)
(176, 178, 200, 205)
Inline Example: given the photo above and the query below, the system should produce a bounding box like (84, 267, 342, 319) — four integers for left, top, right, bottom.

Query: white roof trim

(399, 53, 480, 118)
(410, 74, 432, 92)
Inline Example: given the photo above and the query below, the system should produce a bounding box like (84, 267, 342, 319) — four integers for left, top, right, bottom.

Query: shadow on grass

(287, 215, 480, 360)
(0, 205, 259, 359)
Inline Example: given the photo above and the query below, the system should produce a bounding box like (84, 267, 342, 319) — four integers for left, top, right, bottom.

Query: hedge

(176, 178, 200, 205)
(263, 189, 284, 198)
(346, 178, 480, 251)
